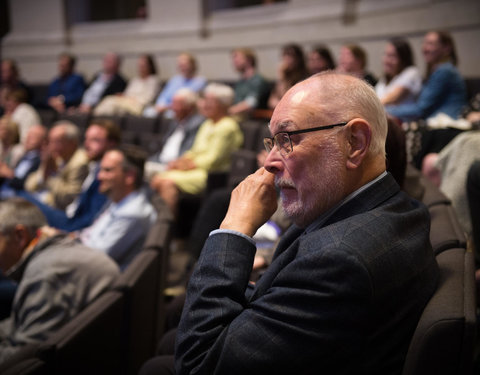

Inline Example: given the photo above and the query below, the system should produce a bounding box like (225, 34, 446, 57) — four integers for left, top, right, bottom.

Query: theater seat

(0, 344, 46, 375)
(143, 195, 174, 343)
(402, 248, 477, 375)
(0, 358, 47, 375)
(116, 249, 160, 375)
(37, 290, 125, 375)
(429, 203, 467, 255)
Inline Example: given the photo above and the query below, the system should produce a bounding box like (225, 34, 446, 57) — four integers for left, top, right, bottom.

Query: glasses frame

(264, 121, 348, 155)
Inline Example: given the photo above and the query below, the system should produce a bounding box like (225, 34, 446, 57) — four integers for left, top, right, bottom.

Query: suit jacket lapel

(249, 173, 400, 302)
(249, 225, 303, 301)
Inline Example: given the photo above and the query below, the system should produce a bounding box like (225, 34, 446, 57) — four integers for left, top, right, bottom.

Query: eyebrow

(268, 121, 296, 132)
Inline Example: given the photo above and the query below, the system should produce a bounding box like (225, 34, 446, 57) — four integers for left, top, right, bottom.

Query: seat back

(0, 343, 46, 375)
(228, 149, 258, 187)
(239, 120, 262, 150)
(402, 248, 477, 375)
(144, 195, 173, 342)
(0, 358, 47, 375)
(115, 249, 160, 375)
(38, 290, 125, 375)
(429, 203, 467, 255)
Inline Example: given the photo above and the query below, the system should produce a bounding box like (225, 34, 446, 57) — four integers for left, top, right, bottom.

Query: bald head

(265, 72, 387, 227)
(277, 72, 387, 159)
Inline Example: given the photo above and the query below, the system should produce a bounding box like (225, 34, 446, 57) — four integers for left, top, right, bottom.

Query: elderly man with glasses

(170, 72, 439, 375)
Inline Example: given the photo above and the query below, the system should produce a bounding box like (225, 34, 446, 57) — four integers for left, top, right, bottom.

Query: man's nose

(264, 147, 283, 174)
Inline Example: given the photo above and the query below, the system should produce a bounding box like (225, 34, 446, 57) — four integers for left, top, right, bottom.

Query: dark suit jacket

(89, 72, 127, 101)
(175, 173, 439, 375)
(149, 113, 205, 163)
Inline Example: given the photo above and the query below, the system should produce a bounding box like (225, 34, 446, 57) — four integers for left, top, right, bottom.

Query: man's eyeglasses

(263, 122, 347, 155)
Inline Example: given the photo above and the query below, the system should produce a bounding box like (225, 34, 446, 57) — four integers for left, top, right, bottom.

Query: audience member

(150, 83, 243, 216)
(228, 47, 269, 116)
(0, 125, 47, 197)
(145, 88, 204, 180)
(76, 52, 127, 114)
(46, 53, 86, 113)
(375, 38, 422, 106)
(24, 121, 89, 209)
(307, 45, 336, 75)
(386, 30, 467, 122)
(463, 93, 480, 124)
(337, 43, 377, 86)
(421, 130, 480, 236)
(0, 198, 119, 365)
(2, 89, 41, 143)
(0, 117, 21, 168)
(94, 54, 159, 116)
(145, 52, 206, 117)
(18, 119, 121, 231)
(170, 72, 438, 374)
(0, 59, 33, 114)
(268, 43, 309, 109)
(78, 146, 157, 270)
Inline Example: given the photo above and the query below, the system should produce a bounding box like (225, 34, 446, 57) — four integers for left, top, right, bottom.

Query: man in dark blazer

(145, 88, 204, 181)
(174, 72, 439, 374)
(76, 52, 127, 114)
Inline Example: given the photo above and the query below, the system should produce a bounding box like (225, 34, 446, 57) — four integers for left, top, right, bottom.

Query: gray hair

(173, 88, 198, 107)
(0, 198, 46, 236)
(312, 72, 387, 158)
(204, 83, 235, 107)
(51, 121, 80, 143)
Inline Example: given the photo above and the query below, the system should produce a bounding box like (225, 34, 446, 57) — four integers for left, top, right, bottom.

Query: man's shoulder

(248, 73, 267, 85)
(68, 148, 89, 166)
(70, 73, 85, 83)
(27, 235, 120, 276)
(185, 113, 205, 130)
(302, 187, 431, 262)
(116, 190, 156, 219)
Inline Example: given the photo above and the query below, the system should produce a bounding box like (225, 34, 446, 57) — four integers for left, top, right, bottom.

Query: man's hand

(220, 167, 277, 237)
(48, 96, 66, 113)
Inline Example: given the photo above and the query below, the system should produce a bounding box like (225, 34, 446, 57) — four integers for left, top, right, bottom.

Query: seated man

(421, 130, 480, 238)
(0, 124, 47, 197)
(228, 47, 270, 117)
(173, 72, 439, 374)
(24, 121, 89, 209)
(78, 146, 157, 270)
(144, 52, 206, 117)
(46, 53, 86, 113)
(18, 119, 121, 231)
(0, 198, 119, 365)
(145, 88, 204, 180)
(75, 52, 127, 114)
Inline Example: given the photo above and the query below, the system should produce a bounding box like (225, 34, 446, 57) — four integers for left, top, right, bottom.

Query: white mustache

(275, 177, 296, 190)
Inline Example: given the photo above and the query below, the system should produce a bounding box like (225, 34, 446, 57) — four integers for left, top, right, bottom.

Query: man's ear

(125, 170, 137, 187)
(345, 119, 371, 170)
(14, 225, 31, 250)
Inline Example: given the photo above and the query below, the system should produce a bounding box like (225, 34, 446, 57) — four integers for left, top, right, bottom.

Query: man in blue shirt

(144, 53, 206, 118)
(78, 145, 157, 270)
(47, 53, 86, 113)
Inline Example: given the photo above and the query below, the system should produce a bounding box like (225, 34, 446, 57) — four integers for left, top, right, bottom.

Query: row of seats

(0, 196, 174, 375)
(401, 166, 476, 375)
(37, 110, 271, 156)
